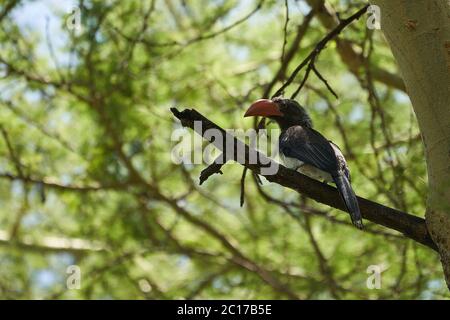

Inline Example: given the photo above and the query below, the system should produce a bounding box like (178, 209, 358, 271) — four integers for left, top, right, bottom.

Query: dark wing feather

(280, 126, 363, 228)
(279, 126, 339, 174)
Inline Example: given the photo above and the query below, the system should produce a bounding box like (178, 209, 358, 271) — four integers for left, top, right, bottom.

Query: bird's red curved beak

(244, 99, 283, 117)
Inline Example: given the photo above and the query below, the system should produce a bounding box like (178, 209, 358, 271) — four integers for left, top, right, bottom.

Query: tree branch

(0, 230, 107, 254)
(305, 0, 406, 92)
(0, 0, 20, 23)
(170, 107, 437, 252)
(0, 172, 125, 192)
(273, 4, 369, 98)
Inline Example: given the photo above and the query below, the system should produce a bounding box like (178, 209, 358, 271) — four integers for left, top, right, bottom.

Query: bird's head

(244, 97, 313, 129)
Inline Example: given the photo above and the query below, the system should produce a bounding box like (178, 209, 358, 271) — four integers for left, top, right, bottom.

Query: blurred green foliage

(0, 0, 448, 299)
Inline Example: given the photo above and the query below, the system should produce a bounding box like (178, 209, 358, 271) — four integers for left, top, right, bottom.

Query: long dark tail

(333, 174, 363, 229)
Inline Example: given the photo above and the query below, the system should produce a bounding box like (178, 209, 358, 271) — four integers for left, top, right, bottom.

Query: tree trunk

(370, 0, 450, 288)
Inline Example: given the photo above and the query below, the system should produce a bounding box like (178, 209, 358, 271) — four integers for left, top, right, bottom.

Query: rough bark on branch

(170, 107, 437, 251)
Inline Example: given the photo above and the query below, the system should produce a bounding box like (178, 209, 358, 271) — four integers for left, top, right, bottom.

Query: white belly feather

(280, 153, 333, 183)
(280, 153, 304, 170)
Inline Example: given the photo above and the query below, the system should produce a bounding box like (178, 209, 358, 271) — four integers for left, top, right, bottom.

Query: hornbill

(244, 97, 363, 229)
